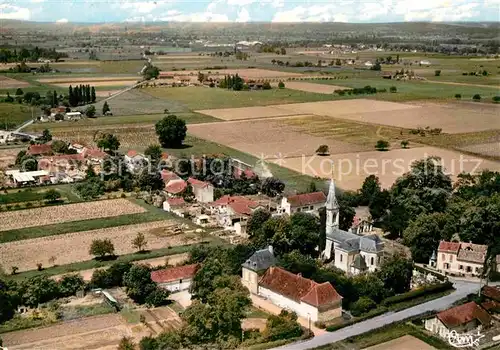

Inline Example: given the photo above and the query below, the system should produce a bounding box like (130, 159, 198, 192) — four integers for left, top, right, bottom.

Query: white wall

(437, 252, 483, 275)
(158, 278, 193, 292)
(193, 186, 214, 203)
(258, 287, 319, 322)
(360, 252, 381, 272)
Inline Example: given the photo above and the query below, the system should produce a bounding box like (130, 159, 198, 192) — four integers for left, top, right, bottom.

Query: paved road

(274, 280, 482, 349)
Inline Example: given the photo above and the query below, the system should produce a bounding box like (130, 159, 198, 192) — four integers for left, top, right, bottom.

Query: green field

(0, 103, 33, 127)
(26, 111, 219, 132)
(0, 185, 81, 205)
(316, 77, 500, 102)
(0, 198, 182, 243)
(142, 86, 336, 110)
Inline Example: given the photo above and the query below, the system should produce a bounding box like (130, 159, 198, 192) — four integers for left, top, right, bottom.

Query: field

(363, 335, 436, 350)
(0, 220, 201, 272)
(0, 146, 25, 169)
(274, 146, 500, 190)
(196, 99, 500, 133)
(0, 103, 33, 127)
(459, 142, 500, 158)
(142, 86, 334, 110)
(277, 81, 347, 94)
(187, 119, 370, 158)
(159, 68, 304, 79)
(36, 76, 139, 83)
(50, 80, 139, 88)
(0, 75, 31, 88)
(0, 198, 146, 232)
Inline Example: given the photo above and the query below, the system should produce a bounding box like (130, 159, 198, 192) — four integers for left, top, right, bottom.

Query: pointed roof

(437, 301, 491, 328)
(351, 254, 368, 270)
(242, 246, 276, 272)
(301, 282, 343, 307)
(326, 179, 339, 210)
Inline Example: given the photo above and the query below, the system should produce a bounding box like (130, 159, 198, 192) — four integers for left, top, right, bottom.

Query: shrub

(262, 82, 272, 90)
(389, 86, 397, 93)
(375, 140, 389, 151)
(434, 70, 441, 76)
(381, 281, 453, 306)
(315, 144, 330, 156)
(278, 81, 285, 89)
(350, 297, 376, 316)
(472, 94, 481, 101)
(493, 96, 500, 103)
(455, 93, 462, 99)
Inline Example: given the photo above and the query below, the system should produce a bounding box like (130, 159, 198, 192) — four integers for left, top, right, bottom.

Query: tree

(377, 254, 413, 295)
(155, 331, 183, 350)
(263, 310, 303, 341)
(403, 212, 451, 263)
(51, 139, 69, 154)
(136, 168, 164, 192)
(118, 337, 136, 350)
(260, 177, 285, 197)
(144, 144, 163, 164)
(315, 144, 330, 156)
(145, 287, 170, 307)
(132, 232, 148, 252)
(389, 86, 397, 93)
(371, 62, 381, 71)
(143, 65, 160, 80)
(359, 175, 381, 206)
(75, 177, 105, 199)
(197, 71, 205, 83)
(375, 139, 389, 151)
(350, 296, 376, 316)
(21, 276, 60, 307)
(493, 96, 500, 103)
(90, 262, 133, 289)
(155, 115, 187, 148)
(190, 258, 224, 302)
(59, 274, 85, 297)
(139, 336, 158, 350)
(455, 93, 462, 99)
(278, 81, 285, 89)
(434, 70, 441, 76)
(247, 209, 271, 239)
(473, 94, 481, 101)
(40, 129, 52, 143)
(15, 88, 23, 95)
(44, 189, 61, 203)
(89, 239, 115, 259)
(369, 189, 390, 221)
(4, 92, 13, 103)
(102, 101, 110, 115)
(262, 81, 272, 90)
(401, 140, 409, 149)
(0, 278, 20, 323)
(91, 86, 96, 103)
(97, 133, 120, 153)
(123, 264, 156, 304)
(85, 105, 96, 118)
(339, 199, 356, 231)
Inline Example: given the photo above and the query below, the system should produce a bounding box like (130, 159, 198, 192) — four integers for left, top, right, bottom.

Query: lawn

(0, 184, 81, 205)
(164, 135, 325, 194)
(142, 86, 335, 110)
(0, 102, 33, 128)
(0, 198, 177, 243)
(316, 77, 500, 102)
(26, 112, 219, 133)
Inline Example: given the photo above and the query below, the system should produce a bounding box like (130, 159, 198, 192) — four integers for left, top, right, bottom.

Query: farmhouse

(124, 150, 146, 173)
(27, 143, 52, 156)
(424, 301, 491, 339)
(278, 192, 326, 216)
(431, 241, 488, 277)
(210, 195, 267, 230)
(323, 179, 384, 274)
(241, 246, 276, 294)
(163, 197, 186, 217)
(151, 264, 199, 292)
(187, 177, 214, 203)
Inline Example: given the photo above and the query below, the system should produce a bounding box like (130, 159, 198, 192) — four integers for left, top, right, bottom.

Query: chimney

(268, 245, 274, 255)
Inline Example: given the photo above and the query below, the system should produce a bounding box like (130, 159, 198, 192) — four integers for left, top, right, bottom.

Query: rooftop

(166, 197, 186, 207)
(259, 266, 342, 307)
(437, 301, 491, 328)
(27, 143, 52, 155)
(188, 177, 212, 189)
(165, 179, 187, 194)
(482, 286, 500, 302)
(151, 264, 198, 284)
(287, 191, 326, 207)
(438, 241, 461, 253)
(242, 246, 276, 272)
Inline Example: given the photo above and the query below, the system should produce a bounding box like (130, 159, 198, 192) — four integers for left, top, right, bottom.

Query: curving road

(274, 279, 483, 349)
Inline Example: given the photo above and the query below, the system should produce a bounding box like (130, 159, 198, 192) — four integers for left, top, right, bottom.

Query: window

(310, 206, 313, 210)
(370, 257, 374, 265)
(442, 254, 445, 260)
(459, 265, 463, 270)
(449, 255, 453, 262)
(340, 254, 343, 262)
(179, 279, 183, 284)
(297, 208, 301, 212)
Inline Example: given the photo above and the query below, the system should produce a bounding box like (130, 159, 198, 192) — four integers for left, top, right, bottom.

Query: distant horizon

(1, 0, 499, 24)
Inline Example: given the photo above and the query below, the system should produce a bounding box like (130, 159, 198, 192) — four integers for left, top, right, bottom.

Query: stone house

(424, 301, 491, 338)
(151, 264, 199, 292)
(278, 192, 326, 216)
(187, 177, 214, 203)
(433, 241, 488, 277)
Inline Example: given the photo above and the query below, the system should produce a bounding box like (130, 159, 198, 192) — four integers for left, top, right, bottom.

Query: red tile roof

(188, 177, 212, 189)
(165, 179, 187, 194)
(161, 170, 180, 183)
(286, 192, 326, 207)
(83, 148, 108, 159)
(438, 241, 461, 253)
(28, 144, 53, 156)
(482, 286, 500, 302)
(167, 197, 185, 207)
(127, 150, 138, 157)
(229, 201, 256, 216)
(233, 168, 256, 179)
(481, 300, 500, 311)
(437, 302, 491, 328)
(259, 267, 342, 307)
(151, 264, 198, 284)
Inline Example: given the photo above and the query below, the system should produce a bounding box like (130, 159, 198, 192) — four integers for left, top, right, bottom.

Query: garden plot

(195, 105, 301, 121)
(187, 119, 369, 158)
(0, 75, 30, 88)
(276, 81, 347, 94)
(274, 146, 500, 191)
(0, 198, 146, 232)
(363, 335, 436, 350)
(459, 141, 500, 158)
(0, 220, 199, 272)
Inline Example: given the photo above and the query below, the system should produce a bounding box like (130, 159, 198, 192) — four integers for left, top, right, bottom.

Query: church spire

(326, 168, 338, 210)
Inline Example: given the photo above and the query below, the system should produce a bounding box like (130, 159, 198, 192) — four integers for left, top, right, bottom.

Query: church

(323, 179, 384, 275)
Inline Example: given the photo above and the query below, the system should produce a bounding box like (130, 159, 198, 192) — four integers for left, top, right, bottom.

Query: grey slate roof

(351, 254, 368, 270)
(242, 247, 276, 272)
(359, 235, 384, 253)
(327, 228, 359, 243)
(337, 238, 360, 252)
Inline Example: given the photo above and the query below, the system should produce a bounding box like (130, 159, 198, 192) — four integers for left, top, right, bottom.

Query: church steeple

(326, 178, 339, 211)
(325, 176, 340, 237)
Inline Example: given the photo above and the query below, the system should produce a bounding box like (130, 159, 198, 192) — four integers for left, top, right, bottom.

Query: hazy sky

(0, 0, 499, 23)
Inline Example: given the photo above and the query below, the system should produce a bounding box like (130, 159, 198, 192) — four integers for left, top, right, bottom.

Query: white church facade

(323, 179, 384, 274)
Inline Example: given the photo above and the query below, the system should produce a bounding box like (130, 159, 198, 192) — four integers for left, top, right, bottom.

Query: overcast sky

(0, 0, 499, 23)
